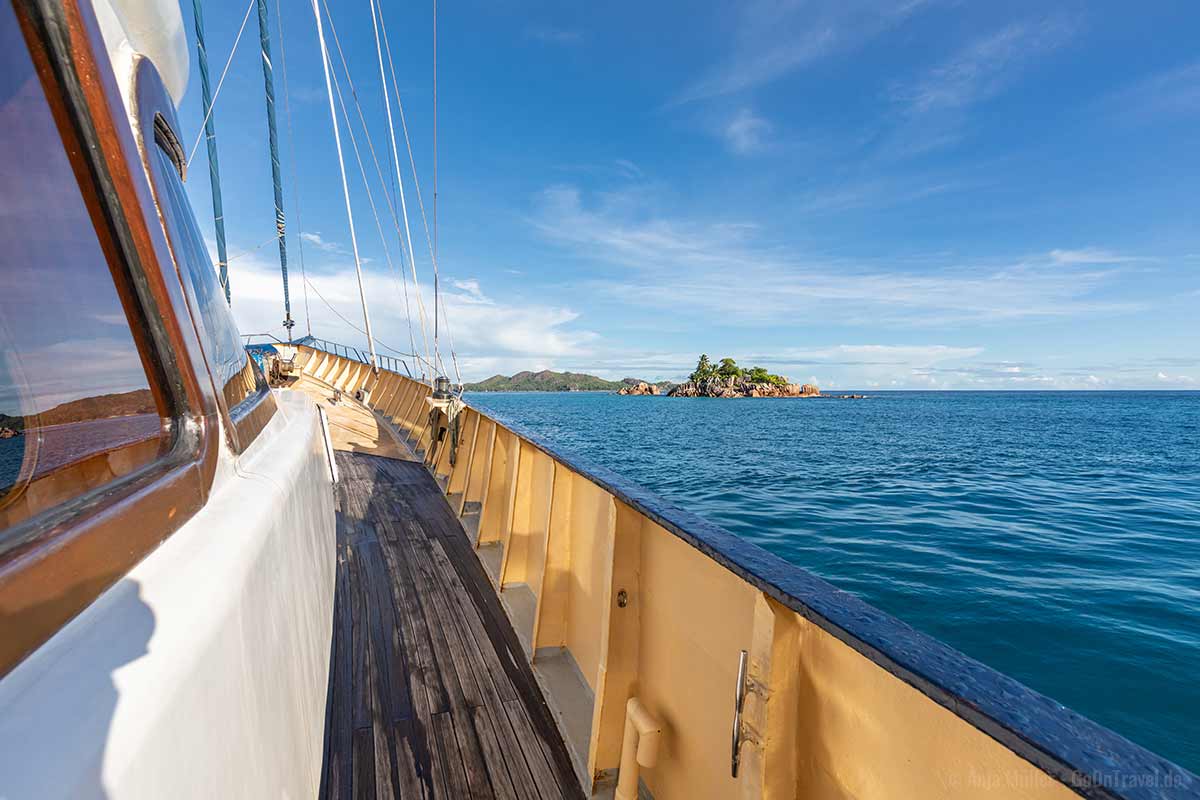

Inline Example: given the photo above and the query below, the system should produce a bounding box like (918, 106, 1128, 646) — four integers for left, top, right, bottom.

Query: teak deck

(321, 451, 584, 800)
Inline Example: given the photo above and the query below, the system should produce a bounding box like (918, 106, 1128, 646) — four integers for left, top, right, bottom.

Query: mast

(254, 0, 294, 340)
(432, 0, 438, 354)
(191, 0, 231, 303)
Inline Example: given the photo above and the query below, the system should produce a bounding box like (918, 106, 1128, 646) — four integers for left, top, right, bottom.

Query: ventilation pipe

(615, 697, 662, 800)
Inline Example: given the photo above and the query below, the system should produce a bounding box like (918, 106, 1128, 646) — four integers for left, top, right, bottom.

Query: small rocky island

(623, 355, 863, 399)
(665, 356, 820, 398)
(617, 382, 662, 396)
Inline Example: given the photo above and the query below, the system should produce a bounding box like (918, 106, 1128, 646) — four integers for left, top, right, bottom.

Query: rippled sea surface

(467, 390, 1200, 771)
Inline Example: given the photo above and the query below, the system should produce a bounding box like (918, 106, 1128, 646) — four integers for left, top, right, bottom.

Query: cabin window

(147, 129, 265, 420)
(0, 20, 171, 531)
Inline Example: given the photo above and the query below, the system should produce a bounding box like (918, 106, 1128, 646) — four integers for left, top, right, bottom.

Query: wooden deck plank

(320, 451, 583, 800)
(394, 532, 496, 800)
(292, 375, 414, 460)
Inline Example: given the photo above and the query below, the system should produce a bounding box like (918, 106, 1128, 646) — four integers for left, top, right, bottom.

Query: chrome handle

(731, 649, 749, 777)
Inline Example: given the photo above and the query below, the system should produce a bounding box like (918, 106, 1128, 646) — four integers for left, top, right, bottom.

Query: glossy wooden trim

(0, 0, 222, 675)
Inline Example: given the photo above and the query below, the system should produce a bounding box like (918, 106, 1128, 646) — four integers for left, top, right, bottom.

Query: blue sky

(177, 0, 1199, 388)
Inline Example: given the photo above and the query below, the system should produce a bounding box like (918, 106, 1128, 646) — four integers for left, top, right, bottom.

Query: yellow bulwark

(289, 344, 1189, 800)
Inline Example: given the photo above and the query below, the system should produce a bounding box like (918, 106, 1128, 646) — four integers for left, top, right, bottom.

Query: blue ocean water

(467, 390, 1200, 771)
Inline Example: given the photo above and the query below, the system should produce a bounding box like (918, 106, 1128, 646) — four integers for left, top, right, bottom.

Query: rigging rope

(375, 3, 462, 385)
(302, 276, 439, 374)
(321, 0, 433, 381)
(326, 54, 424, 379)
(310, 0, 378, 370)
(368, 0, 423, 378)
(254, 0, 294, 340)
(190, 0, 237, 302)
(226, 232, 277, 263)
(275, 0, 311, 336)
(187, 0, 255, 170)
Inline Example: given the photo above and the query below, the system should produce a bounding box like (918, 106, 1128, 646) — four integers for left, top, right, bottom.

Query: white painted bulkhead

(0, 391, 336, 799)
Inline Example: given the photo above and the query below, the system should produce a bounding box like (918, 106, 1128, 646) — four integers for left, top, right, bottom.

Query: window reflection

(149, 145, 262, 414)
(0, 13, 168, 531)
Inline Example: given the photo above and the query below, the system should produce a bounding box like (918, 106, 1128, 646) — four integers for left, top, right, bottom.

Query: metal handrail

(241, 332, 286, 345)
(297, 335, 414, 378)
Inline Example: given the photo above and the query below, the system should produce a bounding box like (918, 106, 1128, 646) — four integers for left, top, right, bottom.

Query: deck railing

(287, 334, 413, 377)
(294, 340, 1197, 800)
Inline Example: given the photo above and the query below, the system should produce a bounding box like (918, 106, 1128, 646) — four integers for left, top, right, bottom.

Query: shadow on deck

(321, 451, 584, 800)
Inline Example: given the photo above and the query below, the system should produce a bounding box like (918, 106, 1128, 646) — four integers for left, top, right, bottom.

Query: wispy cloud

(532, 185, 1143, 327)
(892, 18, 1075, 116)
(554, 159, 645, 181)
(451, 278, 489, 304)
(1049, 248, 1143, 265)
(882, 16, 1076, 156)
(722, 109, 772, 155)
(1107, 60, 1200, 119)
(614, 159, 642, 180)
(525, 26, 582, 46)
(674, 0, 932, 105)
(795, 176, 961, 215)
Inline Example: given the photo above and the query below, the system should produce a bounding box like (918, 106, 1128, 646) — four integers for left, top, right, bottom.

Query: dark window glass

(149, 142, 261, 413)
(0, 11, 169, 531)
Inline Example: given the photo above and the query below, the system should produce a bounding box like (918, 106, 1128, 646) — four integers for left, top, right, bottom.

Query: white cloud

(723, 109, 772, 155)
(299, 231, 341, 253)
(451, 278, 489, 304)
(224, 249, 596, 380)
(1156, 371, 1196, 385)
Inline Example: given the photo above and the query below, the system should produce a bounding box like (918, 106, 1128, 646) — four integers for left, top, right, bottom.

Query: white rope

(310, 0, 377, 369)
(325, 50, 424, 379)
(376, 2, 461, 384)
(186, 0, 256, 168)
(321, 0, 433, 381)
(303, 276, 438, 374)
(368, 0, 428, 382)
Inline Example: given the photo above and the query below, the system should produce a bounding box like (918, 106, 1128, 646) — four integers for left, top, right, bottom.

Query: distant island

(663, 355, 829, 399)
(0, 389, 156, 436)
(463, 357, 866, 399)
(464, 370, 673, 393)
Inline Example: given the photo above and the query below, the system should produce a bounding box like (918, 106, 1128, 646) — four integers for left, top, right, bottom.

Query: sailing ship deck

(321, 450, 584, 799)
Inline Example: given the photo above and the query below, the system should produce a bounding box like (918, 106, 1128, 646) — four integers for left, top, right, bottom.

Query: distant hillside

(464, 370, 672, 393)
(0, 389, 155, 432)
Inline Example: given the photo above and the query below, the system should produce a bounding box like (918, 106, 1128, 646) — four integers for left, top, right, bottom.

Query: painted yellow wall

(480, 429, 518, 544)
(635, 517, 759, 799)
(563, 474, 615, 695)
(791, 611, 1081, 800)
